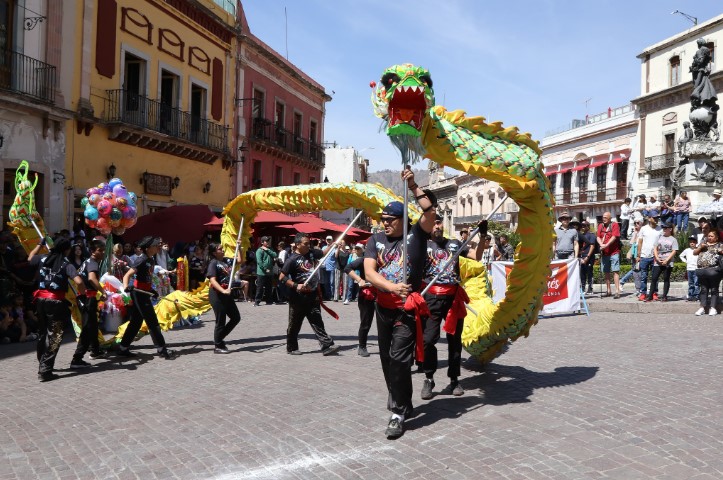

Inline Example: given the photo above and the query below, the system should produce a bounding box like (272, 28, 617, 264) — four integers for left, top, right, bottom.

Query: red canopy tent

(124, 205, 220, 246)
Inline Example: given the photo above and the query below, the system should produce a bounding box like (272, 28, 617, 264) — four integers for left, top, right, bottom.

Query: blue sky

(242, 1, 722, 172)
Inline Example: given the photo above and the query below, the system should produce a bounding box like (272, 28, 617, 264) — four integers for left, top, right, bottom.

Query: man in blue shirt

(322, 236, 337, 301)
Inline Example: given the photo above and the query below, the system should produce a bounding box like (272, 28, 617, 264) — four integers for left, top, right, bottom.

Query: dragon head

(371, 63, 435, 138)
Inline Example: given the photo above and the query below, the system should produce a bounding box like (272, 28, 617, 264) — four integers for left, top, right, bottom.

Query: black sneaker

(38, 372, 59, 382)
(89, 350, 108, 359)
(322, 344, 340, 356)
(70, 359, 92, 369)
(253, 302, 261, 307)
(385, 417, 404, 438)
(214, 345, 231, 354)
(357, 346, 370, 357)
(421, 378, 435, 400)
(116, 347, 136, 358)
(158, 348, 177, 360)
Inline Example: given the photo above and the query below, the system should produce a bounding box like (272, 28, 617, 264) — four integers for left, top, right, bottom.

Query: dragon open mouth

(388, 85, 427, 135)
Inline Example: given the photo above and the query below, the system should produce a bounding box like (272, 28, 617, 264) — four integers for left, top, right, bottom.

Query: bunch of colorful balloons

(82, 178, 138, 236)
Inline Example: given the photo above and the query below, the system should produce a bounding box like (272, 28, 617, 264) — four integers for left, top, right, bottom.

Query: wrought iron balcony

(252, 117, 324, 166)
(0, 49, 57, 103)
(555, 187, 630, 205)
(104, 89, 229, 154)
(644, 152, 677, 177)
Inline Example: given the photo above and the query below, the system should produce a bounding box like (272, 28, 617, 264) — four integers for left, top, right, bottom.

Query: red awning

(545, 170, 557, 176)
(572, 164, 588, 171)
(608, 156, 626, 165)
(558, 167, 572, 174)
(590, 159, 608, 168)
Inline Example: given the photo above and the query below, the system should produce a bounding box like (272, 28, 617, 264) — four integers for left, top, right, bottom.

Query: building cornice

(636, 14, 723, 59)
(632, 72, 723, 115)
(241, 34, 331, 102)
(541, 119, 638, 151)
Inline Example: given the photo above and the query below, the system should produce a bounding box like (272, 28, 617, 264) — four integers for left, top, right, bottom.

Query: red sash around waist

(34, 289, 66, 301)
(422, 283, 469, 336)
(85, 290, 98, 298)
(134, 281, 153, 290)
(359, 286, 377, 301)
(376, 291, 428, 362)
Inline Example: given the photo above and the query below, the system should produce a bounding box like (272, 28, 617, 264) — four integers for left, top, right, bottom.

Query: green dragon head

(371, 63, 435, 138)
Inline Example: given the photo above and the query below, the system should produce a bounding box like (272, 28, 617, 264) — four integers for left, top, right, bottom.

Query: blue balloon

(84, 205, 99, 221)
(128, 191, 137, 204)
(108, 178, 123, 189)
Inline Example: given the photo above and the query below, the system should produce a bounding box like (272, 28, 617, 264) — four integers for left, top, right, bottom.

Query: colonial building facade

(0, 0, 71, 233)
(62, 0, 238, 226)
(540, 104, 638, 224)
(235, 5, 330, 195)
(632, 13, 723, 206)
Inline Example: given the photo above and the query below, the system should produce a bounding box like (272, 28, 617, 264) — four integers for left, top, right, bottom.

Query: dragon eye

(381, 73, 401, 87)
(420, 74, 433, 87)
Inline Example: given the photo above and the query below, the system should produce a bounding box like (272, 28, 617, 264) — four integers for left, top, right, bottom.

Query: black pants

(36, 297, 70, 374)
(286, 295, 334, 352)
(255, 274, 273, 304)
(209, 289, 241, 347)
(422, 293, 464, 380)
(357, 295, 375, 348)
(74, 297, 100, 360)
(649, 265, 672, 298)
(580, 261, 594, 290)
(376, 304, 416, 417)
(621, 219, 629, 239)
(120, 290, 167, 352)
(699, 274, 721, 309)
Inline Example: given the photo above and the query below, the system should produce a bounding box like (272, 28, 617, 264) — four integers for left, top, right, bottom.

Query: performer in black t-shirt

(118, 236, 176, 359)
(343, 246, 374, 357)
(28, 237, 86, 382)
(364, 168, 436, 439)
(206, 242, 242, 354)
(420, 215, 481, 399)
(279, 232, 340, 356)
(71, 239, 108, 367)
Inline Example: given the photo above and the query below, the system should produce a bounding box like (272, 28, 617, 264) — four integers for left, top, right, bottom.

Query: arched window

(669, 55, 681, 86)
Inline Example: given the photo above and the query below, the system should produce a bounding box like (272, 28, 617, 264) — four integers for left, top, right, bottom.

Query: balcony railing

(0, 49, 57, 103)
(104, 89, 229, 153)
(252, 117, 324, 165)
(555, 187, 630, 204)
(644, 152, 677, 172)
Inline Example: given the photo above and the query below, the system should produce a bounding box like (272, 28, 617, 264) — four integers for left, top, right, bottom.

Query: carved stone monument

(669, 38, 722, 212)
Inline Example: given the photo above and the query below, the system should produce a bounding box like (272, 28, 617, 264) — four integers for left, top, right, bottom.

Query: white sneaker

(695, 307, 705, 316)
(709, 308, 717, 316)
(343, 300, 349, 305)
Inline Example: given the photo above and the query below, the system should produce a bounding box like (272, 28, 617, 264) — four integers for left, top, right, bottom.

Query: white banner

(490, 259, 581, 315)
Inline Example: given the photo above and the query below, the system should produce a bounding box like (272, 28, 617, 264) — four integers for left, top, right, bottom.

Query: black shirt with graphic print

(365, 222, 430, 292)
(281, 248, 324, 299)
(423, 238, 468, 285)
(206, 257, 233, 285)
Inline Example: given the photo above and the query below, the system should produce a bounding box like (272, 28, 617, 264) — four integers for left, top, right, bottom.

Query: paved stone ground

(1, 300, 722, 480)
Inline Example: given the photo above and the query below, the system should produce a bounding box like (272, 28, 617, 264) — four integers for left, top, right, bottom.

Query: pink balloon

(102, 192, 115, 202)
(97, 200, 112, 216)
(122, 205, 137, 219)
(97, 217, 110, 231)
(115, 197, 128, 209)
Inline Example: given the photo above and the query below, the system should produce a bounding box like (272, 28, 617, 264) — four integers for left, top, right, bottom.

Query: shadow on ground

(406, 364, 599, 431)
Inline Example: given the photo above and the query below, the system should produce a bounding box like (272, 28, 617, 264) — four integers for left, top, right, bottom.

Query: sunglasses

(381, 216, 400, 223)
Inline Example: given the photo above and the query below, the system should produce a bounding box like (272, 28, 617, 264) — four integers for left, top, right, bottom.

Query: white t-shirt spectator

(620, 203, 631, 220)
(638, 225, 662, 258)
(679, 247, 699, 271)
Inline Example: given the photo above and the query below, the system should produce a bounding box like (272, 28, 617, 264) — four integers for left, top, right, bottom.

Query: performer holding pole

(364, 169, 436, 439)
(343, 243, 374, 357)
(118, 236, 176, 359)
(302, 210, 364, 287)
(27, 237, 86, 382)
(71, 239, 109, 368)
(206, 241, 243, 354)
(419, 215, 487, 399)
(280, 232, 340, 356)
